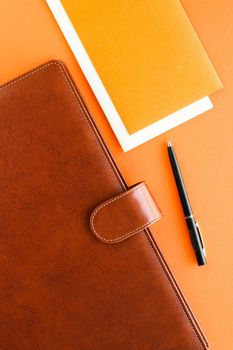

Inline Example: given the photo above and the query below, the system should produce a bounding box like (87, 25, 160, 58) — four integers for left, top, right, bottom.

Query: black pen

(167, 142, 206, 266)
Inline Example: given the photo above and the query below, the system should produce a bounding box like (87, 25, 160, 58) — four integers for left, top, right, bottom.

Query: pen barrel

(186, 217, 206, 266)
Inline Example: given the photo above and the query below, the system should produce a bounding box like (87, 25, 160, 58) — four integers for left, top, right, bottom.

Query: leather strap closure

(90, 182, 162, 244)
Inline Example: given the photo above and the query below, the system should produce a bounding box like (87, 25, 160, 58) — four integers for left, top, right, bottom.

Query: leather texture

(90, 182, 162, 244)
(0, 60, 209, 350)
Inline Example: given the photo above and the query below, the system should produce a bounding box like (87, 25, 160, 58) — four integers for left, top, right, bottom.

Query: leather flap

(90, 182, 162, 244)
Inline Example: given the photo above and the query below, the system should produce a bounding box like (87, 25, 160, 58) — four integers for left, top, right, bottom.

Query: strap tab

(90, 182, 162, 244)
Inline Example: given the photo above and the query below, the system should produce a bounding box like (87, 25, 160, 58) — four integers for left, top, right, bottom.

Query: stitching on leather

(151, 236, 209, 348)
(0, 62, 55, 90)
(145, 231, 207, 350)
(90, 183, 162, 242)
(93, 217, 161, 243)
(54, 62, 124, 189)
(0, 61, 207, 350)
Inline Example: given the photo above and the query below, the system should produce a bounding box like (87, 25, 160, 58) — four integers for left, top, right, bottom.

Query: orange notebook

(46, 0, 222, 151)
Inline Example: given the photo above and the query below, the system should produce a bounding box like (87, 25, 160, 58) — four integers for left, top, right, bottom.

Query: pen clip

(195, 221, 206, 258)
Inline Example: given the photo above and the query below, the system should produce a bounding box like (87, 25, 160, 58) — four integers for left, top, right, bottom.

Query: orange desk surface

(0, 1, 232, 349)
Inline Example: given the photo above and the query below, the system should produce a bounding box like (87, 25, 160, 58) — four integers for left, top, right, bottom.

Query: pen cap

(187, 218, 207, 266)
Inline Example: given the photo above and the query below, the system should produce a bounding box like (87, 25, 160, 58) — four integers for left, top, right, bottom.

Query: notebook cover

(0, 61, 208, 349)
(46, 0, 222, 151)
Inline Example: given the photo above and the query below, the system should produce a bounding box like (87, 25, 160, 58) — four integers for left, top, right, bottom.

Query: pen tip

(167, 141, 172, 147)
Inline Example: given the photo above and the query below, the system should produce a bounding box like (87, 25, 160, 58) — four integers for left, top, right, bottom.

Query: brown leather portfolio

(0, 61, 208, 349)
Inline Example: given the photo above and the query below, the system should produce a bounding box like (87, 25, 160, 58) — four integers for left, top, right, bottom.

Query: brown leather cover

(0, 61, 208, 350)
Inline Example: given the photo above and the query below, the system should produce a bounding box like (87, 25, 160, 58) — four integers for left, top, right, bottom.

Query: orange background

(0, 1, 232, 349)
